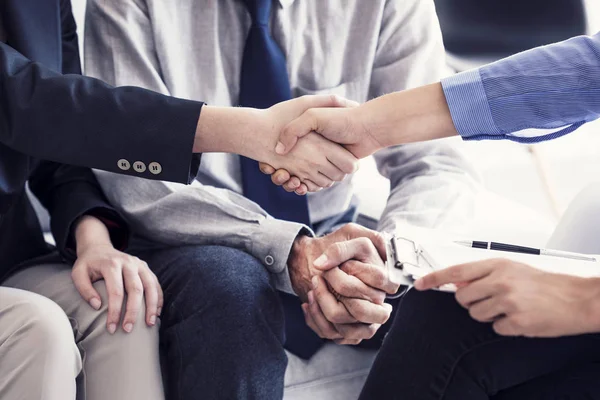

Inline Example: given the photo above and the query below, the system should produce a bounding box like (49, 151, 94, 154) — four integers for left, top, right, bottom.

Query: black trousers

(360, 290, 600, 400)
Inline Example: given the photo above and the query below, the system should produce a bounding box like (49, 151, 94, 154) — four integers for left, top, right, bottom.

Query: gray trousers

(0, 263, 164, 400)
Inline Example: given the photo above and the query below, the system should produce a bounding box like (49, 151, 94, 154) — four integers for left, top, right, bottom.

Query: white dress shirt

(85, 0, 480, 293)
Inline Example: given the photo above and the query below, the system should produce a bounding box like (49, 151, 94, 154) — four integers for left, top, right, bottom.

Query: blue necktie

(239, 0, 324, 359)
(238, 0, 311, 226)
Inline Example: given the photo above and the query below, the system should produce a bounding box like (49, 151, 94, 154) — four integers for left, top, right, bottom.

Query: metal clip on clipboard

(385, 235, 457, 298)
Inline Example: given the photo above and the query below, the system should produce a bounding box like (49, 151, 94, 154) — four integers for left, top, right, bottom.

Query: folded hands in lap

(288, 224, 400, 344)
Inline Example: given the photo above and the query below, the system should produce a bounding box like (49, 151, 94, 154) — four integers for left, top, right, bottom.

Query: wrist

(194, 106, 271, 160)
(75, 215, 113, 255)
(288, 234, 314, 300)
(365, 83, 458, 147)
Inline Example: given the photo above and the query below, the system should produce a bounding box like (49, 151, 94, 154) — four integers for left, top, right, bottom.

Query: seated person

(359, 184, 600, 399)
(0, 1, 343, 398)
(84, 0, 480, 398)
(276, 31, 600, 398)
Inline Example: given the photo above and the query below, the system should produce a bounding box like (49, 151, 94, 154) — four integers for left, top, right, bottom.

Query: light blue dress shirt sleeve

(441, 32, 600, 143)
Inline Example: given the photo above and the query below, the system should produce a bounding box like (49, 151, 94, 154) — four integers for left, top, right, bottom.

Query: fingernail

(108, 324, 117, 334)
(157, 307, 162, 316)
(414, 279, 424, 290)
(123, 323, 133, 333)
(90, 298, 101, 310)
(311, 276, 319, 289)
(149, 315, 157, 325)
(308, 291, 315, 305)
(275, 142, 286, 154)
(313, 254, 327, 268)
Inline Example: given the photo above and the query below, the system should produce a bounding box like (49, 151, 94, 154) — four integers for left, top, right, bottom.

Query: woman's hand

(274, 83, 458, 158)
(415, 259, 600, 338)
(71, 216, 163, 334)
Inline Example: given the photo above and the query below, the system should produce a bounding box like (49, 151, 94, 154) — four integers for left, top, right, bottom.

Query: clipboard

(384, 228, 600, 298)
(385, 235, 457, 297)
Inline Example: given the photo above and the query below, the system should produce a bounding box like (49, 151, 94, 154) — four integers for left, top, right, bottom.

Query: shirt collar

(278, 0, 295, 9)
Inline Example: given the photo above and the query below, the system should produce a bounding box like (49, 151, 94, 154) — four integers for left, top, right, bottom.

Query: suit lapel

(2, 0, 61, 71)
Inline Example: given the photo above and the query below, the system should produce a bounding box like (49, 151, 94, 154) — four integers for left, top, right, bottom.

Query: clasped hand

(289, 224, 401, 344)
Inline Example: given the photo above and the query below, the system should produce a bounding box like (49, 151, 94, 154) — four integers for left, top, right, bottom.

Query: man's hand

(71, 216, 163, 334)
(194, 95, 360, 189)
(302, 236, 401, 345)
(415, 259, 600, 337)
(288, 224, 399, 344)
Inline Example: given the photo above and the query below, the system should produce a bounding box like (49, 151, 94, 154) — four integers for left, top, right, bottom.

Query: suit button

(117, 159, 131, 171)
(133, 161, 147, 173)
(149, 162, 162, 175)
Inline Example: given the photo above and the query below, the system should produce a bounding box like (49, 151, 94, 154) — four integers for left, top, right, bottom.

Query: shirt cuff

(251, 218, 314, 294)
(441, 69, 501, 139)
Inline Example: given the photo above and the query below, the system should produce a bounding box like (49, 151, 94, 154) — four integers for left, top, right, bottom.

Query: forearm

(193, 106, 271, 159)
(93, 171, 308, 293)
(360, 83, 458, 147)
(74, 216, 113, 253)
(362, 33, 600, 147)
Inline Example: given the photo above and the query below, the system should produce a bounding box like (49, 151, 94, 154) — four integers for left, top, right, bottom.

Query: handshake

(193, 94, 392, 194)
(193, 82, 456, 194)
(192, 86, 454, 342)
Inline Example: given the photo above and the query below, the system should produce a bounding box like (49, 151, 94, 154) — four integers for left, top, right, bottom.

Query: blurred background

(70, 0, 600, 228)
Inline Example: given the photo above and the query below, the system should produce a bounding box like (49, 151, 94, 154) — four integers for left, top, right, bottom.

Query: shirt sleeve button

(265, 255, 275, 266)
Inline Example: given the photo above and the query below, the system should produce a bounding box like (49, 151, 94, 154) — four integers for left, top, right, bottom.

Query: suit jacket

(0, 0, 203, 281)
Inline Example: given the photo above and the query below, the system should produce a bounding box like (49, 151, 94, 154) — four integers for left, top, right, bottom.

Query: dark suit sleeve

(28, 161, 130, 261)
(0, 5, 202, 184)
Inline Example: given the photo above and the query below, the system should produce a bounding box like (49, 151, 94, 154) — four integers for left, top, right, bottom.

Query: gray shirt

(85, 0, 480, 293)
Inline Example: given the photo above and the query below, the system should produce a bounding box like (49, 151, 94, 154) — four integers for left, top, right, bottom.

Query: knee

(92, 279, 149, 328)
(10, 294, 79, 365)
(168, 246, 280, 317)
(394, 290, 494, 343)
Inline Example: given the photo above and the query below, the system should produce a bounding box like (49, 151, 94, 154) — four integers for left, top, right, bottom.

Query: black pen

(454, 240, 597, 262)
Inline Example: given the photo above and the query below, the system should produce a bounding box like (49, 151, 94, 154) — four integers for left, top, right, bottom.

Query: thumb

(313, 241, 356, 271)
(72, 261, 102, 310)
(347, 226, 387, 261)
(276, 110, 318, 155)
(276, 95, 359, 155)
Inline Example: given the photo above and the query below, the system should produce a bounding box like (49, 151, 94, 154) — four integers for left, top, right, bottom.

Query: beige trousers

(0, 263, 164, 400)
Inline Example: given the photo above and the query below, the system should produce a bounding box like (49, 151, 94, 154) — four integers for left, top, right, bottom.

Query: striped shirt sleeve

(441, 32, 600, 143)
